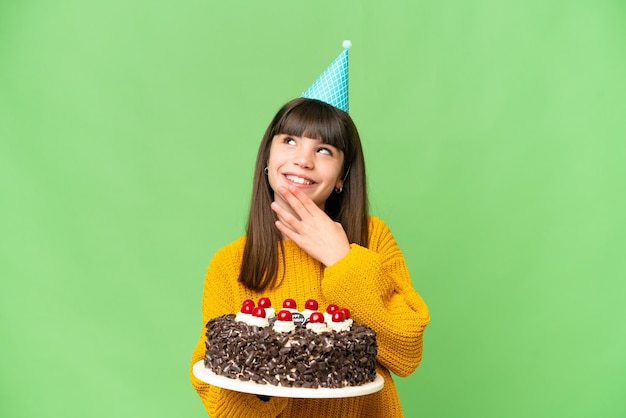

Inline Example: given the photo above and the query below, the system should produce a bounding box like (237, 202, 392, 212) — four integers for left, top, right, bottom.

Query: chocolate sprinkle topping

(204, 314, 377, 388)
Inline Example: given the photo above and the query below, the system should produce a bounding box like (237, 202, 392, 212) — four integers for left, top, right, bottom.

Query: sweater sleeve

(321, 217, 430, 377)
(189, 240, 289, 417)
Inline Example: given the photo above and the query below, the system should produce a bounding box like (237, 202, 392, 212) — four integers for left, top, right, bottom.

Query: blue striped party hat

(302, 40, 351, 113)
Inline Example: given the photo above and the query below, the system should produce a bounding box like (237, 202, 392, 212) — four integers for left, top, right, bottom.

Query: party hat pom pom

(342, 40, 352, 49)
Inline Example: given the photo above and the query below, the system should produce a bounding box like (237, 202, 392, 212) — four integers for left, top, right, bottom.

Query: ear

(338, 163, 351, 189)
(335, 176, 344, 190)
(334, 180, 344, 194)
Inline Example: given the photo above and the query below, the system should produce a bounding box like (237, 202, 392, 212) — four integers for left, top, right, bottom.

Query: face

(267, 134, 345, 210)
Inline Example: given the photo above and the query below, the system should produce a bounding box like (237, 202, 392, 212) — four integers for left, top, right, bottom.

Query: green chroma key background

(1, 1, 624, 417)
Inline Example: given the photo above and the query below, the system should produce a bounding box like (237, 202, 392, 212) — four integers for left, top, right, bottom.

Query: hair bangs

(273, 99, 350, 153)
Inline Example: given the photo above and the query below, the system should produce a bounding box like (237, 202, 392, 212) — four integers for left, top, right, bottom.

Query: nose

(293, 147, 314, 169)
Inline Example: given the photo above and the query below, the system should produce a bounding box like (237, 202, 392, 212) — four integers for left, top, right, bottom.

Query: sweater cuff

(323, 244, 395, 301)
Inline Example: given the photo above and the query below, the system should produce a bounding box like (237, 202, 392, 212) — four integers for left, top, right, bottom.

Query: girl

(190, 97, 430, 417)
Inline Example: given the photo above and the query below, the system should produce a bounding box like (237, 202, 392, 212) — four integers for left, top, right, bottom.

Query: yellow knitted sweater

(190, 216, 430, 417)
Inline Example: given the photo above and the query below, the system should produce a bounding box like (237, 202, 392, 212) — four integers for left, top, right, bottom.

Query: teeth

(286, 175, 313, 185)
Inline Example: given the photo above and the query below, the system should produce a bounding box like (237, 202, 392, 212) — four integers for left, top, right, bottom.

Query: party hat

(302, 40, 351, 113)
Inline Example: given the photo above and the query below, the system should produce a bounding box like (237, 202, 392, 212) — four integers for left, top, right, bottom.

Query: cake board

(193, 360, 384, 399)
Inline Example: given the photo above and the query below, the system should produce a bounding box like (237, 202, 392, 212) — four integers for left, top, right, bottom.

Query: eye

(317, 147, 332, 156)
(284, 136, 297, 145)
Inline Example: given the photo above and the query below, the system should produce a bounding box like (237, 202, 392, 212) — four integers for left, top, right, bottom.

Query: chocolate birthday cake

(203, 298, 377, 389)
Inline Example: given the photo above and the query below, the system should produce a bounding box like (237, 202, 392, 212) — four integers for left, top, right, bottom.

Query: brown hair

(238, 98, 369, 291)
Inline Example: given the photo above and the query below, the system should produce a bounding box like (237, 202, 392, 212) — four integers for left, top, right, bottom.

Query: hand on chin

(270, 186, 350, 266)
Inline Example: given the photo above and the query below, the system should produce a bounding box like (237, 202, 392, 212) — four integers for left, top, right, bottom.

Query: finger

(279, 186, 319, 217)
(288, 186, 321, 213)
(270, 201, 301, 231)
(274, 220, 300, 242)
(276, 187, 308, 216)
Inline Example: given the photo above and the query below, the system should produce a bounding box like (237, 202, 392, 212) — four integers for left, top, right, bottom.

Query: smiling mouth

(285, 174, 314, 185)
